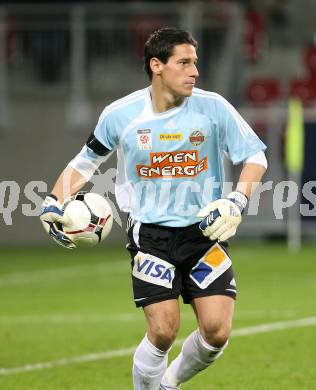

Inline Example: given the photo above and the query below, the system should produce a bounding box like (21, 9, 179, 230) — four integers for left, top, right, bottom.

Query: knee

(148, 319, 179, 351)
(199, 322, 231, 348)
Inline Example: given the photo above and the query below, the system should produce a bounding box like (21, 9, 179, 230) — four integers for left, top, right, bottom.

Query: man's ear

(150, 57, 163, 76)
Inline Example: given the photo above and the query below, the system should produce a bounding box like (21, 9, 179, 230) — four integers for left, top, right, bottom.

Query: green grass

(0, 244, 315, 389)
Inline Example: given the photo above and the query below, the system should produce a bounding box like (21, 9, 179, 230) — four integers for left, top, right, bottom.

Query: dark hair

(144, 27, 197, 80)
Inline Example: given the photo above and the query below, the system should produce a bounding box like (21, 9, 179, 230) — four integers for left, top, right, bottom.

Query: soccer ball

(61, 192, 113, 247)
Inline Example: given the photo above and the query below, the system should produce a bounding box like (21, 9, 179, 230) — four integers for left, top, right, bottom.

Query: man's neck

(150, 83, 185, 113)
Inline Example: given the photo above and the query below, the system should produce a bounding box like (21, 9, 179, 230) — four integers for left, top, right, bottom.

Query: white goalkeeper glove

(40, 194, 76, 249)
(197, 191, 248, 242)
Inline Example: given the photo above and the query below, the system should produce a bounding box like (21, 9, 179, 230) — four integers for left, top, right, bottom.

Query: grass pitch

(0, 243, 315, 389)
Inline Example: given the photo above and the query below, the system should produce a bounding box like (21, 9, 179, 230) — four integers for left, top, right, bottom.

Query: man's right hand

(40, 194, 76, 249)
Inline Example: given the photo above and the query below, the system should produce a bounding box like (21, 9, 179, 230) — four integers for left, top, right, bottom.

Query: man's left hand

(197, 192, 248, 241)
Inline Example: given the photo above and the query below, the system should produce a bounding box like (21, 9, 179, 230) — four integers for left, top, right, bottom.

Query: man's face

(159, 43, 199, 97)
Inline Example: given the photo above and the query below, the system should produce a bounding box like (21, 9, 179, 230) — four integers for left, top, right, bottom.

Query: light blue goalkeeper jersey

(82, 86, 266, 227)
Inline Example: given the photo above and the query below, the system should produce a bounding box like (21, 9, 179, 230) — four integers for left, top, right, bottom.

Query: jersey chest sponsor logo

(189, 129, 205, 146)
(159, 133, 183, 141)
(136, 150, 208, 178)
(132, 251, 175, 288)
(137, 129, 152, 150)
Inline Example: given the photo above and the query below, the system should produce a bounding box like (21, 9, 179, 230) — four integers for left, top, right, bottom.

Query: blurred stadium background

(0, 1, 316, 389)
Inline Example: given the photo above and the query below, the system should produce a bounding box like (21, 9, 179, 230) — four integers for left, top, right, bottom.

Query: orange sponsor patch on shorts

(204, 244, 228, 267)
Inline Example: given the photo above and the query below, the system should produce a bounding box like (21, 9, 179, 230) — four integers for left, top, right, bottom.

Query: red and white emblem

(137, 129, 152, 150)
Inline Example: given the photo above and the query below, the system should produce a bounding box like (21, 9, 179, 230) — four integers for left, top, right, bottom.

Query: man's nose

(191, 64, 199, 78)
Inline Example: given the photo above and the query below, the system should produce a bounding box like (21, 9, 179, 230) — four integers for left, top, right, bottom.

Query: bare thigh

(191, 295, 235, 347)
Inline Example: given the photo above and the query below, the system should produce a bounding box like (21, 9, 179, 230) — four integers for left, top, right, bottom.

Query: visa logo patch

(133, 251, 175, 288)
(190, 243, 232, 289)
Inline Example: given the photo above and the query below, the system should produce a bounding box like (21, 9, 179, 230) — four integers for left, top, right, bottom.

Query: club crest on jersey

(132, 251, 175, 288)
(189, 129, 205, 146)
(137, 129, 152, 150)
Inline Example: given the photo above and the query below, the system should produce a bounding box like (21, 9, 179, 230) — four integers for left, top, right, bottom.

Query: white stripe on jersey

(132, 221, 141, 247)
(193, 90, 253, 138)
(98, 89, 146, 124)
(118, 88, 186, 142)
(193, 89, 254, 139)
(119, 105, 151, 143)
(106, 89, 145, 111)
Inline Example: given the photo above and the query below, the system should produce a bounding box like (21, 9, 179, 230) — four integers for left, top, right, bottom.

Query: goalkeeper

(40, 28, 267, 390)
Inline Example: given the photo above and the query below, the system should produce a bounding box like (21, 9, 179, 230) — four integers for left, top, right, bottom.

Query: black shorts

(126, 218, 237, 308)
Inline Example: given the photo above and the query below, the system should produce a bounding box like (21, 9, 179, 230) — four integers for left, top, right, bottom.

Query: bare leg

(161, 296, 234, 389)
(133, 299, 180, 390)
